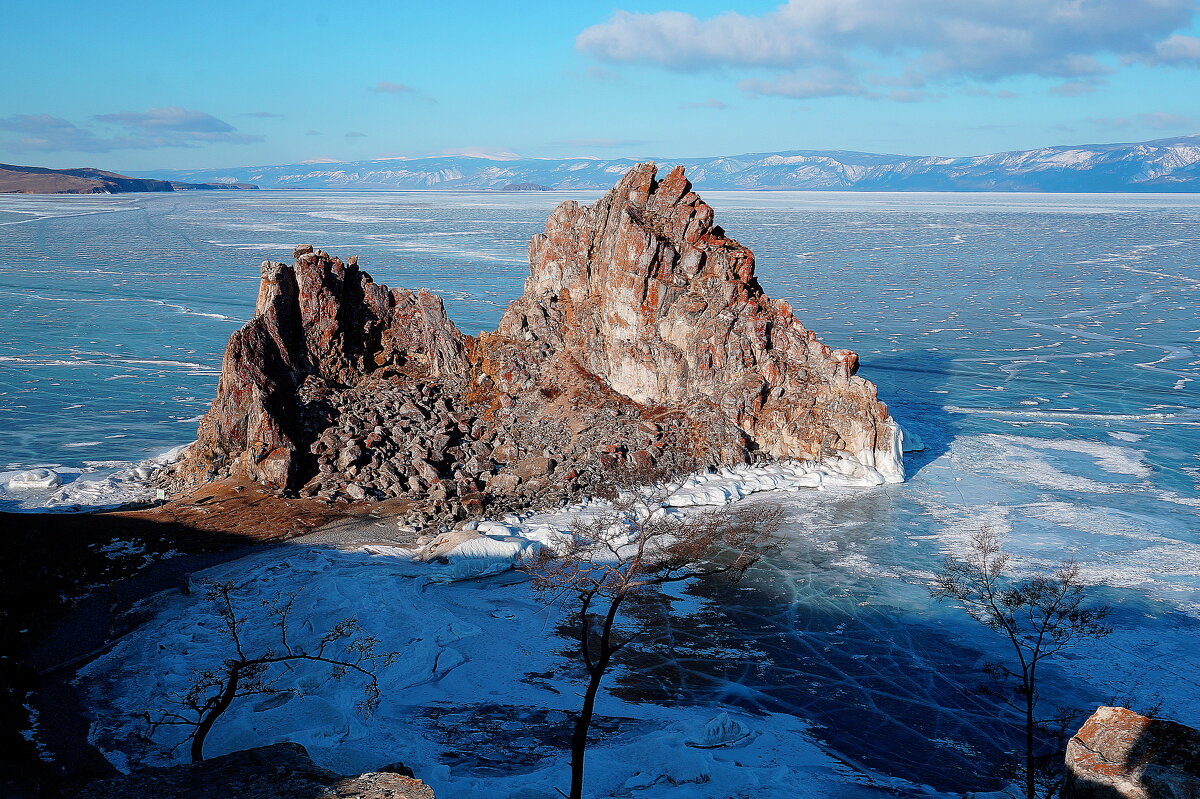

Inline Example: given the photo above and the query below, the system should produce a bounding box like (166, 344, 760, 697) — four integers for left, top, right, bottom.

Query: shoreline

(6, 451, 909, 794)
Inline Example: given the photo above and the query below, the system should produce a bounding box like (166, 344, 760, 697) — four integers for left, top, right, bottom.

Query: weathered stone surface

(75, 742, 435, 799)
(170, 247, 468, 493)
(476, 162, 899, 472)
(165, 163, 902, 512)
(1065, 706, 1200, 799)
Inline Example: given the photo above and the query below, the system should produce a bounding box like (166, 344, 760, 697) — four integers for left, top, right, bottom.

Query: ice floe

(409, 449, 913, 580)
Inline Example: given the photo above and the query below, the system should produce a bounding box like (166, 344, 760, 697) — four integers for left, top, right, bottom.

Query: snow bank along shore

(77, 429, 930, 799)
(0, 445, 188, 511)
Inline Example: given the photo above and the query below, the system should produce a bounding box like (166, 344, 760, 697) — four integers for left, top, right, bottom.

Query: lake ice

(2, 188, 1199, 796)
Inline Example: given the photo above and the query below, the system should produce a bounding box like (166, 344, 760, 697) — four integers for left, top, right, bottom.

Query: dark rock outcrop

(170, 181, 259, 191)
(165, 163, 901, 515)
(171, 245, 469, 495)
(75, 743, 434, 799)
(1065, 706, 1200, 799)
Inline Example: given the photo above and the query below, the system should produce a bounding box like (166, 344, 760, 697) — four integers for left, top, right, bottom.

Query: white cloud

(93, 107, 261, 145)
(1153, 34, 1200, 63)
(682, 98, 731, 110)
(739, 68, 868, 99)
(578, 0, 1199, 100)
(1049, 79, 1103, 96)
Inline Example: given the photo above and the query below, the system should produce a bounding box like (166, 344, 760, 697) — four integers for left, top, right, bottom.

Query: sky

(2, 0, 1199, 172)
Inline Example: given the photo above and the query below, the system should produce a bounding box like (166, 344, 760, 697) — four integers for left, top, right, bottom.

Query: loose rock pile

(295, 372, 702, 523)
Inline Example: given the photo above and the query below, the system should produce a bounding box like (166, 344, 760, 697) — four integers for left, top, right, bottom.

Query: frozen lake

(3, 188, 1200, 796)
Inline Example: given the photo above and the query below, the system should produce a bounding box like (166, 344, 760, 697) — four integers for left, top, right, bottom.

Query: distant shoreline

(5, 186, 1199, 195)
(125, 132, 1200, 193)
(0, 163, 258, 195)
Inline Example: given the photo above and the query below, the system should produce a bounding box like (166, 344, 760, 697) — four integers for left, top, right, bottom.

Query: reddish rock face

(1065, 706, 1200, 799)
(167, 164, 902, 511)
(479, 162, 898, 470)
(172, 246, 467, 492)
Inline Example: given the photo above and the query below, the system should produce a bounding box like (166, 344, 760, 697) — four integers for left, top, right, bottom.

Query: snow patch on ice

(952, 433, 1150, 494)
(79, 542, 929, 799)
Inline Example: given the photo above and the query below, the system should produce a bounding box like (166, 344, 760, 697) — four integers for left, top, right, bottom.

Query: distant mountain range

(0, 163, 257, 194)
(132, 134, 1200, 193)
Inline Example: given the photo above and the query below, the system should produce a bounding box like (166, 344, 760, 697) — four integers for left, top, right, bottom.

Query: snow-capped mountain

(135, 134, 1200, 192)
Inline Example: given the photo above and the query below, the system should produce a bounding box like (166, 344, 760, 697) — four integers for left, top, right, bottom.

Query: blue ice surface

(2, 188, 1199, 792)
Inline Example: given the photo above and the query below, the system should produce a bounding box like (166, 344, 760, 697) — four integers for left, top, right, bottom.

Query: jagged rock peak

(487, 162, 901, 470)
(172, 245, 468, 491)
(165, 163, 903, 511)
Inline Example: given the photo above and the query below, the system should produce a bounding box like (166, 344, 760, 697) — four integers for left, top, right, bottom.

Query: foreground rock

(1065, 706, 1200, 799)
(165, 163, 900, 517)
(76, 743, 434, 799)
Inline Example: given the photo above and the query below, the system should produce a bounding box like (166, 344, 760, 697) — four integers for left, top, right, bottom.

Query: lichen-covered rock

(75, 742, 435, 799)
(1065, 706, 1200, 799)
(165, 163, 902, 511)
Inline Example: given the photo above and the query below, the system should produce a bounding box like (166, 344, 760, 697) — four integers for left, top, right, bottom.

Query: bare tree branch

(932, 526, 1111, 799)
(139, 580, 396, 763)
(520, 457, 783, 799)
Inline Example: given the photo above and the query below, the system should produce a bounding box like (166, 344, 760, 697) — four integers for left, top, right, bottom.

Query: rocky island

(163, 162, 902, 519)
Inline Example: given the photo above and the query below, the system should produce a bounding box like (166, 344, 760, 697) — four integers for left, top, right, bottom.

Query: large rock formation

(166, 163, 901, 515)
(76, 742, 434, 799)
(172, 247, 469, 493)
(479, 163, 898, 467)
(1065, 706, 1200, 799)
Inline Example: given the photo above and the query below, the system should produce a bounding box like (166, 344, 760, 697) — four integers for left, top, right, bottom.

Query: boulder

(1065, 706, 1200, 799)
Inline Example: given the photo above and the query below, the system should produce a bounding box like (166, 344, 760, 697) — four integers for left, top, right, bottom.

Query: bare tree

(141, 580, 394, 763)
(932, 527, 1112, 799)
(521, 458, 783, 799)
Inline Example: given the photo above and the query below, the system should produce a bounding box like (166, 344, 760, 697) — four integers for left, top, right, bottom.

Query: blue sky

(3, 0, 1199, 171)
